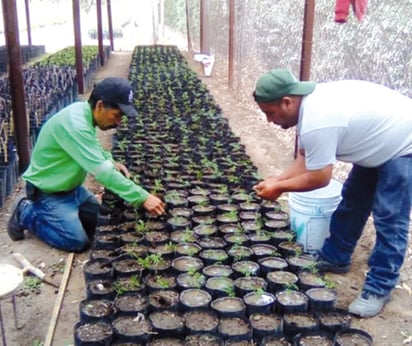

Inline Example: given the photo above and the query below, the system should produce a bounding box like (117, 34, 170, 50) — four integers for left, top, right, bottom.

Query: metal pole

(96, 0, 104, 66)
(24, 0, 32, 46)
(1, 0, 30, 172)
(73, 0, 84, 94)
(107, 0, 114, 51)
(228, 0, 235, 88)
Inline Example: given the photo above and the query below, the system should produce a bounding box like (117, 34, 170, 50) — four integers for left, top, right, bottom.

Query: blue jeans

(320, 154, 412, 296)
(20, 185, 100, 252)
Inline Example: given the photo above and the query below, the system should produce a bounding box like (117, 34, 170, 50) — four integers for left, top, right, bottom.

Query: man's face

(258, 98, 297, 130)
(94, 101, 124, 130)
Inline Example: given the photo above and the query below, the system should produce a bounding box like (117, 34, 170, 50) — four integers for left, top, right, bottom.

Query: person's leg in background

(318, 165, 377, 267)
(18, 186, 95, 252)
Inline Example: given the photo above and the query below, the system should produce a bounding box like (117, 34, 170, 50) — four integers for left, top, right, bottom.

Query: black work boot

(7, 196, 28, 241)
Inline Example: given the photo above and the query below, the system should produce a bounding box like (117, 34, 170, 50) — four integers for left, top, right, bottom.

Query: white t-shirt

(297, 80, 412, 169)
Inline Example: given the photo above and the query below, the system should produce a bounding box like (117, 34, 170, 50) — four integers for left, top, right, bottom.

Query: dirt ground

(0, 50, 411, 346)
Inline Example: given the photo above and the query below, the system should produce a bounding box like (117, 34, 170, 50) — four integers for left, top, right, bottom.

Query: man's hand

(114, 162, 131, 178)
(253, 177, 283, 201)
(143, 194, 166, 216)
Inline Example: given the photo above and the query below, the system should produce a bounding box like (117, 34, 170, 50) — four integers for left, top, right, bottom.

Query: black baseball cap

(90, 77, 138, 117)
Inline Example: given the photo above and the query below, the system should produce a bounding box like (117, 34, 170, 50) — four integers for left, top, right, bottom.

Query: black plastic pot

(282, 312, 319, 336)
(203, 264, 234, 279)
(211, 296, 246, 318)
(184, 309, 219, 334)
(79, 299, 115, 324)
(234, 276, 267, 296)
(275, 290, 309, 314)
(258, 256, 288, 276)
(243, 291, 276, 315)
(83, 259, 113, 282)
(74, 321, 113, 346)
(185, 333, 223, 346)
(306, 287, 337, 312)
(112, 315, 153, 343)
(218, 317, 252, 341)
(266, 271, 299, 293)
(205, 276, 235, 299)
(179, 288, 212, 311)
(149, 310, 185, 337)
(334, 328, 373, 345)
(86, 279, 116, 300)
(317, 308, 352, 333)
(249, 312, 283, 341)
(176, 271, 206, 290)
(231, 260, 260, 278)
(114, 293, 149, 316)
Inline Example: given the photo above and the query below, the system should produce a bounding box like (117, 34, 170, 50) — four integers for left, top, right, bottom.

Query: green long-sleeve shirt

(23, 101, 149, 205)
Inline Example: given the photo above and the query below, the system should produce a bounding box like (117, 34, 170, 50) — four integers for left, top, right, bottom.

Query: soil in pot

(234, 276, 267, 296)
(268, 229, 295, 246)
(199, 249, 229, 265)
(179, 288, 212, 311)
(114, 293, 149, 316)
(166, 215, 192, 232)
(298, 270, 327, 291)
(174, 242, 202, 257)
(148, 310, 185, 336)
(293, 330, 334, 346)
(149, 289, 180, 312)
(275, 290, 309, 314)
(79, 299, 115, 323)
(147, 337, 185, 346)
(145, 273, 177, 292)
(193, 224, 218, 237)
(144, 230, 170, 246)
(286, 254, 317, 273)
(170, 230, 198, 243)
(93, 233, 122, 250)
(260, 335, 292, 346)
(248, 231, 272, 245)
(120, 243, 148, 260)
(251, 244, 279, 259)
(176, 271, 206, 290)
(306, 287, 337, 312)
(283, 312, 319, 336)
(243, 291, 276, 315)
(172, 256, 204, 274)
(196, 236, 227, 249)
(249, 312, 283, 340)
(112, 258, 144, 279)
(224, 233, 249, 247)
(112, 315, 153, 343)
(87, 279, 116, 300)
(203, 264, 234, 278)
(218, 317, 252, 341)
(169, 207, 193, 218)
(334, 328, 373, 346)
(74, 321, 113, 345)
(192, 204, 217, 216)
(120, 231, 144, 245)
(205, 276, 235, 299)
(113, 275, 146, 296)
(278, 241, 304, 258)
(317, 309, 352, 333)
(83, 259, 113, 281)
(185, 333, 223, 346)
(211, 296, 246, 318)
(267, 271, 299, 293)
(258, 256, 288, 276)
(231, 260, 260, 278)
(184, 309, 219, 334)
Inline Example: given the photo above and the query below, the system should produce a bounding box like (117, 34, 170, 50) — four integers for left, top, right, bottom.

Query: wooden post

(24, 0, 32, 46)
(185, 0, 192, 51)
(107, 0, 114, 51)
(228, 0, 235, 88)
(1, 0, 30, 172)
(295, 0, 315, 158)
(73, 0, 84, 94)
(199, 0, 209, 54)
(96, 0, 104, 66)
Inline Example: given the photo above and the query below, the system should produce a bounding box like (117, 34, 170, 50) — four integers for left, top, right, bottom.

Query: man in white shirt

(253, 69, 412, 317)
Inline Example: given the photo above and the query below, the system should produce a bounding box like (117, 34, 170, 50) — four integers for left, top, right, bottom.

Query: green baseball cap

(254, 69, 316, 103)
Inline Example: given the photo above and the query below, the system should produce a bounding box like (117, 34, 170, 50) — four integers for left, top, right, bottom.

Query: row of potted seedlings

(74, 45, 372, 346)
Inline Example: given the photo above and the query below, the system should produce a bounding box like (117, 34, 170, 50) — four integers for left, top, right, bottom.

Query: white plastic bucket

(288, 179, 343, 254)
